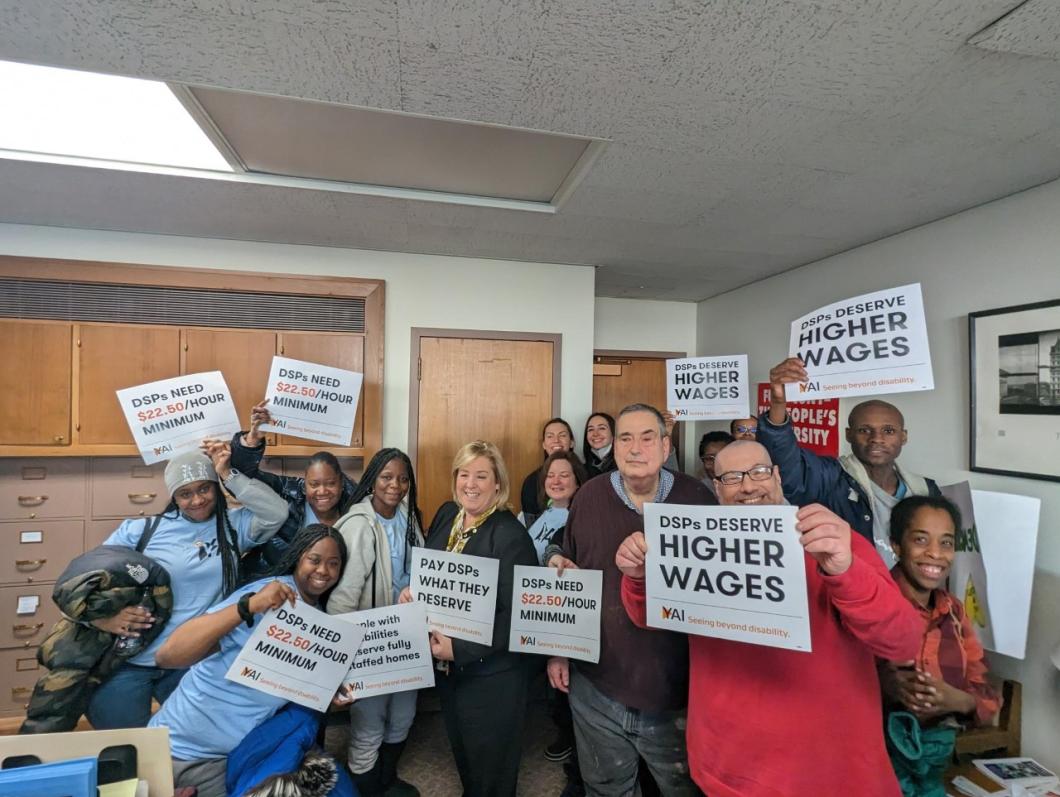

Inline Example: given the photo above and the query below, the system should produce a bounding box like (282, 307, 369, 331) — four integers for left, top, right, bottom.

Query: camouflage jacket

(20, 543, 173, 734)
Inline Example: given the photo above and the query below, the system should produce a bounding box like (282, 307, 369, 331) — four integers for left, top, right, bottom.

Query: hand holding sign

(767, 357, 809, 422)
(243, 399, 273, 448)
(795, 504, 852, 576)
(615, 532, 647, 580)
(429, 630, 454, 661)
(200, 438, 233, 480)
(249, 579, 298, 613)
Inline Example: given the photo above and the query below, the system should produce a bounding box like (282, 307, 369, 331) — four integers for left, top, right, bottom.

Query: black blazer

(426, 502, 538, 675)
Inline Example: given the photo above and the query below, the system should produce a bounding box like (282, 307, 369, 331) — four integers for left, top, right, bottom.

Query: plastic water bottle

(113, 602, 151, 657)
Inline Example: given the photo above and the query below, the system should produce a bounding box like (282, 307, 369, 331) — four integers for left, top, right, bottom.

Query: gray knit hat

(164, 451, 218, 496)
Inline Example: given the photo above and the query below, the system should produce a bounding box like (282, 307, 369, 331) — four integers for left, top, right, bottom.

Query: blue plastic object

(0, 755, 98, 797)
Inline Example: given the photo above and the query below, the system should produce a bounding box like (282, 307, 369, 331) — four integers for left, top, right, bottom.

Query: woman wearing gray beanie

(85, 440, 289, 730)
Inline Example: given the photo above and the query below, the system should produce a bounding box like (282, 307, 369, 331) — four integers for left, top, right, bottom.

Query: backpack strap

(135, 515, 163, 553)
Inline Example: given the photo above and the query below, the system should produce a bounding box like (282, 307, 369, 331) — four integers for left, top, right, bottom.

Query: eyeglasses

(715, 465, 774, 485)
(700, 454, 718, 463)
(733, 425, 757, 434)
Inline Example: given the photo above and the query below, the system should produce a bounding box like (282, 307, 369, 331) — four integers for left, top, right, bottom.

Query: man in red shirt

(616, 440, 922, 797)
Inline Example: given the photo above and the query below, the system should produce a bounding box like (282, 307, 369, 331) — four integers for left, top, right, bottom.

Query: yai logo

(152, 444, 173, 456)
(673, 409, 689, 417)
(270, 418, 288, 428)
(125, 563, 149, 584)
(661, 606, 685, 622)
(520, 635, 536, 646)
(798, 382, 820, 393)
(241, 666, 261, 681)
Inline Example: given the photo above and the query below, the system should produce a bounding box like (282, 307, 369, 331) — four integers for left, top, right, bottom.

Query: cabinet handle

(128, 493, 157, 504)
(53, 435, 65, 443)
(17, 495, 48, 506)
(13, 623, 44, 634)
(15, 559, 46, 571)
(11, 687, 32, 699)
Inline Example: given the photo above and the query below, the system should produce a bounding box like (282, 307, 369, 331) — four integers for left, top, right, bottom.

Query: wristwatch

(237, 592, 257, 627)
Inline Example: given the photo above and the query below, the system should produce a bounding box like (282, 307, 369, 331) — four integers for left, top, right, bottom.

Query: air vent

(0, 278, 365, 333)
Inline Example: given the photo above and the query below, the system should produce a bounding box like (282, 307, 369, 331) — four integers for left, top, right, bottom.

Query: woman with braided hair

(85, 440, 288, 730)
(329, 448, 424, 797)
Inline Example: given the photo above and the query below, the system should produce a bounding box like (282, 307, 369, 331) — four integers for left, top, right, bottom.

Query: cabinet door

(0, 321, 71, 445)
(78, 324, 181, 445)
(278, 333, 365, 448)
(183, 329, 276, 434)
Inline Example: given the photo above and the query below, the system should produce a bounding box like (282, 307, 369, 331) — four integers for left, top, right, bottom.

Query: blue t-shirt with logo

(376, 509, 410, 603)
(525, 505, 569, 564)
(105, 509, 261, 666)
(148, 576, 295, 760)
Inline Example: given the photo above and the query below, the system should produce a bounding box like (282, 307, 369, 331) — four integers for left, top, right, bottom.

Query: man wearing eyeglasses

(756, 356, 941, 566)
(615, 440, 921, 797)
(697, 431, 733, 496)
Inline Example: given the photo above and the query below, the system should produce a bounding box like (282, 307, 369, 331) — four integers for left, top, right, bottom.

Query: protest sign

(410, 548, 499, 644)
(509, 566, 602, 663)
(756, 383, 839, 457)
(787, 283, 933, 401)
(336, 603, 435, 699)
(259, 356, 363, 446)
(941, 482, 994, 651)
(644, 503, 811, 652)
(666, 355, 749, 421)
(117, 371, 240, 464)
(972, 489, 1040, 659)
(226, 601, 366, 712)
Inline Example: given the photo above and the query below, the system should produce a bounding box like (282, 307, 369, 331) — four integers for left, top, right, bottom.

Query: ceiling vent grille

(0, 278, 365, 333)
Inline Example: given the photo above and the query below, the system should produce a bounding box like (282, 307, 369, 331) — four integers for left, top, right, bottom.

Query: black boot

(350, 756, 386, 797)
(379, 741, 419, 797)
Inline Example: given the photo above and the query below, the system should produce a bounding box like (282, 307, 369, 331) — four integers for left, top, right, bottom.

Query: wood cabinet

(78, 324, 181, 446)
(0, 321, 72, 446)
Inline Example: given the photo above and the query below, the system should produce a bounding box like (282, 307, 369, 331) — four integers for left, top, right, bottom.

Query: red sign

(757, 383, 840, 457)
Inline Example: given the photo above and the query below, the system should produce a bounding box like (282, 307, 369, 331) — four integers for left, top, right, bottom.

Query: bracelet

(237, 592, 256, 627)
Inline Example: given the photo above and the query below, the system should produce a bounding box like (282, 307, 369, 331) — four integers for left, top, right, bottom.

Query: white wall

(0, 223, 597, 452)
(696, 178, 1060, 768)
(595, 297, 699, 470)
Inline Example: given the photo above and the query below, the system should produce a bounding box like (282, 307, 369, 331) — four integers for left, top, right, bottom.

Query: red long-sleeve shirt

(621, 533, 922, 797)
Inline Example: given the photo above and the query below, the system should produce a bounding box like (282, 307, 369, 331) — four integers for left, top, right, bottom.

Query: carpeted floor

(324, 687, 569, 796)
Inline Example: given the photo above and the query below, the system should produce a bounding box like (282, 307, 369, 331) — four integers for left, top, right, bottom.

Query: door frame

(408, 328, 563, 471)
(593, 348, 687, 472)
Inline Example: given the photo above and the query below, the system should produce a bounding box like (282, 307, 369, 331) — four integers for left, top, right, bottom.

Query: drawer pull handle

(15, 559, 46, 571)
(17, 495, 48, 506)
(11, 687, 32, 699)
(13, 623, 44, 634)
(128, 493, 157, 504)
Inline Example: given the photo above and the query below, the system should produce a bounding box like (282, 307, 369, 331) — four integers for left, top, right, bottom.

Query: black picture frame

(969, 298, 1060, 483)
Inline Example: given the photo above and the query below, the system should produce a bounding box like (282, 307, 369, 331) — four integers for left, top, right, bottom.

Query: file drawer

(0, 584, 59, 650)
(0, 520, 84, 585)
(91, 458, 168, 519)
(0, 460, 86, 520)
(0, 648, 44, 717)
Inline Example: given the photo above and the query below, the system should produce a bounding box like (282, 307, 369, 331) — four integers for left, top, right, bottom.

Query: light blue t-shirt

(303, 503, 320, 527)
(526, 505, 569, 565)
(377, 509, 410, 603)
(105, 509, 261, 666)
(148, 576, 294, 761)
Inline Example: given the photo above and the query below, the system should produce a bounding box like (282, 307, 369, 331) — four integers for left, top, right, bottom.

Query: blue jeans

(87, 663, 186, 729)
(569, 668, 698, 797)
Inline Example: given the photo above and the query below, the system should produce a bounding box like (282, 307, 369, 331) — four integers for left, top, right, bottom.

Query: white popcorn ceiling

(0, 0, 1058, 301)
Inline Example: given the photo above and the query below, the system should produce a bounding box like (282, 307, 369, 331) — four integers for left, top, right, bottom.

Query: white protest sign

(117, 371, 240, 464)
(941, 482, 994, 651)
(226, 601, 366, 711)
(336, 603, 435, 698)
(644, 503, 811, 652)
(787, 283, 934, 401)
(259, 356, 363, 446)
(509, 566, 602, 663)
(972, 489, 1040, 659)
(410, 548, 499, 644)
(666, 355, 749, 421)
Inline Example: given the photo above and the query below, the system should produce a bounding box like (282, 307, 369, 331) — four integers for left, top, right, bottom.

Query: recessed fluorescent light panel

(0, 60, 233, 171)
(0, 60, 606, 212)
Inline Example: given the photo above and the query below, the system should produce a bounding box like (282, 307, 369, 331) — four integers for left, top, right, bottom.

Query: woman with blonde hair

(400, 441, 537, 797)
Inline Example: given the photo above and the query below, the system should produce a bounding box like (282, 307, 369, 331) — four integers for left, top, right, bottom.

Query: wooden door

(183, 329, 276, 436)
(0, 321, 72, 446)
(592, 355, 680, 462)
(277, 332, 365, 449)
(78, 324, 181, 445)
(415, 336, 555, 523)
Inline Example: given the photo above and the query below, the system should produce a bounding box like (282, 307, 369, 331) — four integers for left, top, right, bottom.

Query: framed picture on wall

(969, 298, 1060, 482)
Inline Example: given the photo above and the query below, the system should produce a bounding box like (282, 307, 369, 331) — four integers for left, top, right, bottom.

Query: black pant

(436, 664, 529, 797)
